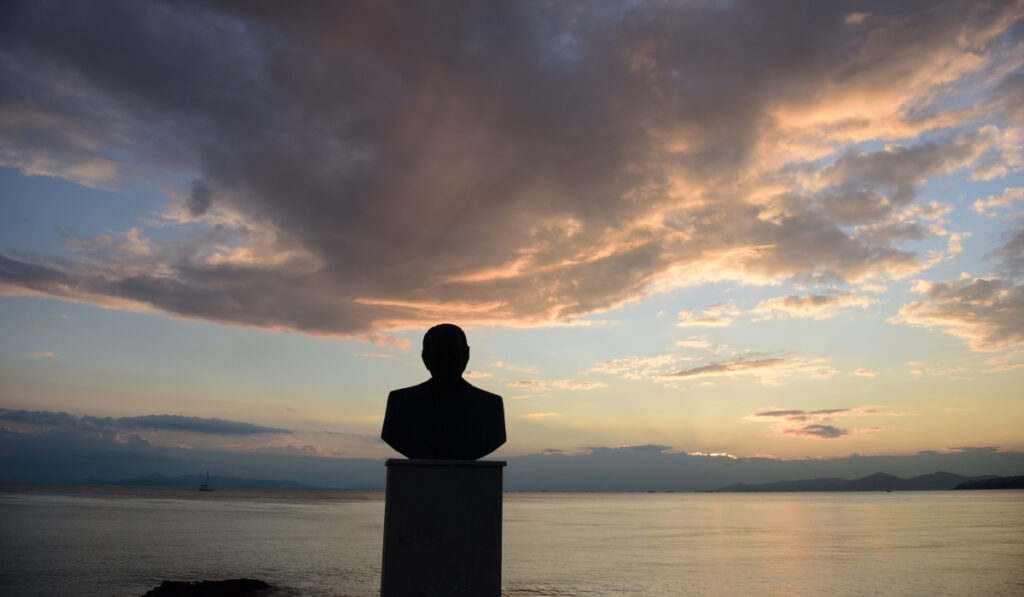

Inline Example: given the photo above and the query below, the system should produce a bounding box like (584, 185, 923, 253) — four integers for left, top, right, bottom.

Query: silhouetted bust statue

(382, 324, 506, 460)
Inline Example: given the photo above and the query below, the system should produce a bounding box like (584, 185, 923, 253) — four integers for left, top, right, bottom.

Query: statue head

(422, 323, 469, 385)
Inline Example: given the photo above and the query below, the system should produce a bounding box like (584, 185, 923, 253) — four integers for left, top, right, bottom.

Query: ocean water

(1, 485, 1022, 596)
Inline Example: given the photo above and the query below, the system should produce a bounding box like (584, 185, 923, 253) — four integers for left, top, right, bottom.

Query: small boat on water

(199, 471, 213, 492)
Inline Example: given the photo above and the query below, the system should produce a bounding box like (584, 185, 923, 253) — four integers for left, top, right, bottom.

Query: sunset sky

(1, 1, 1023, 484)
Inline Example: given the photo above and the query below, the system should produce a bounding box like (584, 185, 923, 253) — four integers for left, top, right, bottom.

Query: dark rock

(142, 578, 273, 596)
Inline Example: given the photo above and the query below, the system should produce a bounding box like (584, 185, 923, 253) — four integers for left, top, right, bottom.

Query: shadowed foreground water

(1, 485, 1022, 596)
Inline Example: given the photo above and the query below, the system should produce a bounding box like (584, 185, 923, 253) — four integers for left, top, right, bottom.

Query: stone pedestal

(381, 459, 505, 597)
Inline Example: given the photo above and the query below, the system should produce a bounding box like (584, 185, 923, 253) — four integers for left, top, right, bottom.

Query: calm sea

(0, 485, 1021, 596)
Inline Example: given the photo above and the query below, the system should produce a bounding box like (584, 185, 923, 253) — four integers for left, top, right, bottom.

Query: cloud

(520, 412, 558, 419)
(589, 444, 673, 454)
(675, 338, 717, 349)
(187, 181, 213, 217)
(25, 351, 56, 358)
(854, 368, 879, 377)
(677, 304, 738, 327)
(591, 353, 687, 381)
(785, 424, 847, 439)
(664, 357, 788, 378)
(0, 1, 1020, 336)
(753, 291, 873, 320)
(972, 187, 1024, 215)
(591, 346, 836, 386)
(844, 12, 870, 26)
(676, 316, 732, 327)
(507, 380, 547, 391)
(985, 349, 1024, 372)
(354, 352, 393, 359)
(109, 415, 289, 435)
(947, 446, 999, 454)
(0, 409, 76, 427)
(807, 131, 997, 203)
(747, 406, 889, 440)
(0, 409, 287, 436)
(551, 379, 606, 391)
(661, 355, 837, 385)
(989, 225, 1024, 280)
(893, 278, 1024, 351)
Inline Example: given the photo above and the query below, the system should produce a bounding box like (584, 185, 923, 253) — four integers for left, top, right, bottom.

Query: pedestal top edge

(385, 458, 507, 468)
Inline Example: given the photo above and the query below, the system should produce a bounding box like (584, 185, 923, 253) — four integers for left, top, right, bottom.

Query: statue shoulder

(464, 381, 503, 402)
(388, 381, 431, 400)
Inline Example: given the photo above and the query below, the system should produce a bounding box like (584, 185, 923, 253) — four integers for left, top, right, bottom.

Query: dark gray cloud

(894, 278, 1024, 351)
(0, 408, 287, 435)
(990, 224, 1024, 279)
(0, 0, 1020, 337)
(664, 357, 788, 378)
(786, 424, 847, 439)
(818, 131, 990, 203)
(187, 181, 213, 217)
(948, 446, 1000, 454)
(754, 409, 808, 419)
(105, 414, 287, 435)
(753, 407, 863, 420)
(587, 444, 672, 454)
(748, 406, 882, 439)
(753, 291, 873, 319)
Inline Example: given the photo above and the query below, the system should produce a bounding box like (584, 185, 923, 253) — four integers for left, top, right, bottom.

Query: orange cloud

(25, 351, 56, 358)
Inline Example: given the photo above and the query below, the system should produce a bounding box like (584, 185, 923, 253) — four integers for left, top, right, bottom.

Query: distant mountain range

(711, 471, 991, 492)
(80, 473, 318, 490)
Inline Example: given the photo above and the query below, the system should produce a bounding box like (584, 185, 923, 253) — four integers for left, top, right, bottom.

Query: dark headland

(954, 475, 1024, 489)
(142, 579, 273, 597)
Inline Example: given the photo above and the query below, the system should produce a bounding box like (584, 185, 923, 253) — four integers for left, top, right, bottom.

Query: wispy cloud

(677, 304, 738, 328)
(746, 406, 894, 440)
(520, 412, 558, 419)
(787, 424, 847, 439)
(972, 187, 1024, 216)
(25, 351, 56, 358)
(985, 349, 1024, 373)
(674, 337, 720, 350)
(552, 379, 607, 391)
(507, 380, 548, 391)
(662, 355, 836, 385)
(591, 354, 685, 381)
(753, 291, 873, 320)
(663, 357, 788, 379)
(101, 414, 289, 435)
(592, 347, 836, 386)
